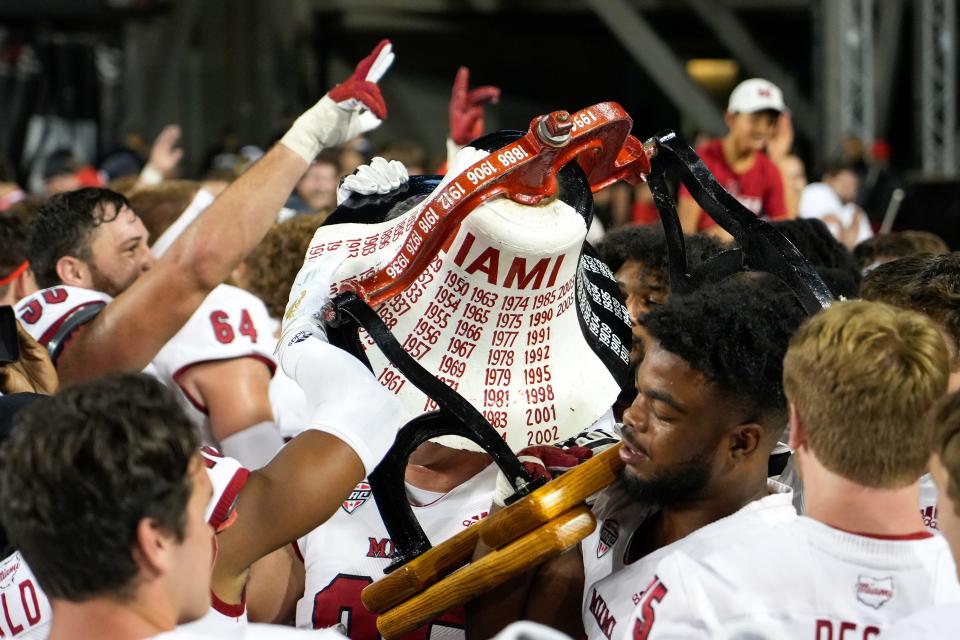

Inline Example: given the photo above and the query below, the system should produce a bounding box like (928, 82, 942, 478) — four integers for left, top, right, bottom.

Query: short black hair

(594, 224, 723, 280)
(853, 230, 950, 270)
(0, 373, 198, 602)
(861, 253, 960, 368)
(27, 188, 130, 288)
(771, 218, 861, 297)
(641, 275, 808, 429)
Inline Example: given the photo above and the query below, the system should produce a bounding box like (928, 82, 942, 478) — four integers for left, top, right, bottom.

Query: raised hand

(493, 443, 593, 507)
(336, 156, 409, 204)
(146, 125, 184, 177)
(449, 66, 500, 146)
(767, 112, 794, 161)
(281, 40, 396, 163)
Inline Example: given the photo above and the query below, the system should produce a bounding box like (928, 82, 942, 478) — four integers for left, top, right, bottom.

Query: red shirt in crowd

(679, 139, 787, 230)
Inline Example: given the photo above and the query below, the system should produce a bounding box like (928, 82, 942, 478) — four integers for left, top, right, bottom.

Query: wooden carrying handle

(362, 444, 624, 614)
(375, 505, 597, 639)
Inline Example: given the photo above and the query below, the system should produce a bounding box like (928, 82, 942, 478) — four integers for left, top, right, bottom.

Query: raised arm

(210, 234, 405, 605)
(57, 40, 394, 385)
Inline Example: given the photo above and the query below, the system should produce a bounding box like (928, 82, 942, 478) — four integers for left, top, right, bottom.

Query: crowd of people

(0, 38, 958, 640)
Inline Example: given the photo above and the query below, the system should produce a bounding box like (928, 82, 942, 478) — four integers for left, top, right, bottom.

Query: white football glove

(337, 156, 409, 204)
(281, 40, 395, 163)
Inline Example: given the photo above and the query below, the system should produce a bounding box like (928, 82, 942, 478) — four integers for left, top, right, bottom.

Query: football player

(242, 134, 628, 637)
(0, 374, 377, 640)
(467, 275, 808, 640)
(860, 252, 960, 530)
(630, 300, 958, 639)
(14, 39, 395, 392)
(131, 180, 281, 467)
(886, 391, 960, 639)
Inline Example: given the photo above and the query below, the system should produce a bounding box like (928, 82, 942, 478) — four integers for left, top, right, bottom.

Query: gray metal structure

(821, 0, 875, 161)
(584, 0, 727, 137)
(916, 0, 957, 177)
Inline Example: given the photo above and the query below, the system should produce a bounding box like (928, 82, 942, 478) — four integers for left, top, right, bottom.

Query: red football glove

(495, 444, 593, 507)
(281, 40, 395, 163)
(449, 66, 500, 146)
(328, 39, 393, 120)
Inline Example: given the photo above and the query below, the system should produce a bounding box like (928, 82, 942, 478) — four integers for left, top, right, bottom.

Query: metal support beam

(915, 0, 957, 177)
(820, 0, 874, 160)
(873, 0, 905, 139)
(684, 0, 817, 142)
(155, 0, 201, 135)
(585, 0, 726, 136)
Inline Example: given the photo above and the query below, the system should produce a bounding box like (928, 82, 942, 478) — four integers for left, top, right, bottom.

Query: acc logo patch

(856, 575, 894, 609)
(341, 481, 372, 514)
(597, 519, 620, 559)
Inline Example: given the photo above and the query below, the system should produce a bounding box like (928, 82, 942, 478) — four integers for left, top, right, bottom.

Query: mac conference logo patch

(341, 481, 372, 514)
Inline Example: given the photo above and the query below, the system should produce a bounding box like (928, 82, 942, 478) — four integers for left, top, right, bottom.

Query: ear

(133, 517, 174, 579)
(788, 401, 805, 451)
(724, 111, 737, 130)
(728, 422, 763, 460)
(55, 256, 91, 288)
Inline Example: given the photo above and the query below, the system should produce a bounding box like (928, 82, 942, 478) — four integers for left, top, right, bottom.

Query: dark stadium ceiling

(0, 0, 813, 20)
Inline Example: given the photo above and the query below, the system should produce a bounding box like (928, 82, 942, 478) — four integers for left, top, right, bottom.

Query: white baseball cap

(727, 78, 786, 114)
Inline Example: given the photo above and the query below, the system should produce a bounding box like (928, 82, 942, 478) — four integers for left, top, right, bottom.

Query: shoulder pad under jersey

(152, 284, 277, 381)
(201, 446, 250, 531)
(15, 286, 113, 362)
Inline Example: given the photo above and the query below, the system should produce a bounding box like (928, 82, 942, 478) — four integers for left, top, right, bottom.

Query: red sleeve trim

(291, 540, 304, 563)
(833, 526, 935, 541)
(211, 587, 247, 618)
(172, 354, 277, 415)
(38, 301, 105, 362)
(208, 467, 250, 530)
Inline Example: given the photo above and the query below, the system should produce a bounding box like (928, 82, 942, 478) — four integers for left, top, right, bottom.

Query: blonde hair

(930, 393, 960, 518)
(127, 180, 201, 240)
(784, 300, 949, 488)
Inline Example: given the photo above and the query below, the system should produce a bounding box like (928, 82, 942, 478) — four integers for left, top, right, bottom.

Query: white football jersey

(294, 464, 498, 639)
(14, 285, 112, 363)
(151, 284, 277, 442)
(0, 551, 51, 639)
(626, 516, 960, 640)
(582, 480, 795, 640)
(2, 448, 250, 640)
(269, 369, 311, 440)
(883, 602, 960, 639)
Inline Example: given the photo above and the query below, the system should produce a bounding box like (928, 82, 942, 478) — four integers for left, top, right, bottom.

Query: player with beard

(629, 300, 957, 639)
(466, 275, 807, 640)
(14, 40, 394, 388)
